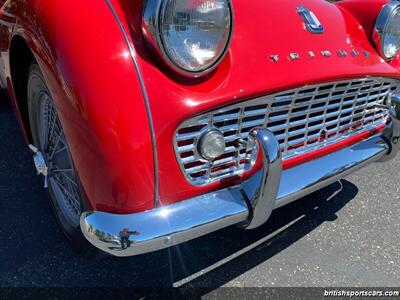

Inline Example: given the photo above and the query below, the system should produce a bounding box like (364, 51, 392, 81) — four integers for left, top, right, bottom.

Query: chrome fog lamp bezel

(197, 129, 226, 161)
(373, 1, 400, 61)
(142, 0, 233, 77)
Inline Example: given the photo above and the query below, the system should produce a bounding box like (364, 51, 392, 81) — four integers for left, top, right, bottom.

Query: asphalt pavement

(0, 94, 399, 292)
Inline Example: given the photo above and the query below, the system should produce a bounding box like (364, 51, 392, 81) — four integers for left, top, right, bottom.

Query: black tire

(27, 63, 106, 258)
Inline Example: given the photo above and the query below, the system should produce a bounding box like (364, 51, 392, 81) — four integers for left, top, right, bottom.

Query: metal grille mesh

(174, 78, 400, 186)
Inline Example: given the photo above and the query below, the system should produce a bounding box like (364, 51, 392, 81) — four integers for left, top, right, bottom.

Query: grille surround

(174, 77, 400, 186)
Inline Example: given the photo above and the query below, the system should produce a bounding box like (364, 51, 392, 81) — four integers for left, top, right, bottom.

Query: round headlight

(373, 2, 400, 60)
(142, 0, 233, 76)
(198, 129, 225, 161)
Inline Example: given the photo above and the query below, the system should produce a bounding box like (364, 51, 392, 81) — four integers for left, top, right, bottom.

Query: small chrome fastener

(164, 236, 173, 245)
(235, 136, 256, 150)
(29, 144, 48, 188)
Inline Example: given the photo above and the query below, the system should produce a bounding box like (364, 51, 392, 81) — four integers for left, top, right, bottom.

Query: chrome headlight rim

(142, 0, 234, 78)
(373, 1, 400, 61)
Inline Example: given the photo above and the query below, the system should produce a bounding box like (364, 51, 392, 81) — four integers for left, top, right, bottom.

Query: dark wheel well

(9, 35, 36, 142)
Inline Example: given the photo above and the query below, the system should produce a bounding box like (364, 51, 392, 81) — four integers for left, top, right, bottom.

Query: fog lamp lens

(198, 130, 225, 161)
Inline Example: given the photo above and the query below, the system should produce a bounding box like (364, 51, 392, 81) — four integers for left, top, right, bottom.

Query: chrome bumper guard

(80, 97, 400, 257)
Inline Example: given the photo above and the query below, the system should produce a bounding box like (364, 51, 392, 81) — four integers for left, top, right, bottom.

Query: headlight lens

(198, 130, 226, 161)
(158, 0, 232, 75)
(383, 7, 400, 59)
(374, 3, 400, 60)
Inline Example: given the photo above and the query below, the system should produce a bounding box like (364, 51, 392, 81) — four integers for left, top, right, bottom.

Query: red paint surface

(0, 0, 156, 213)
(0, 0, 397, 213)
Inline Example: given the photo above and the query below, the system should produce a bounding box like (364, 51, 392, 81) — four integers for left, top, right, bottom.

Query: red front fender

(4, 0, 156, 213)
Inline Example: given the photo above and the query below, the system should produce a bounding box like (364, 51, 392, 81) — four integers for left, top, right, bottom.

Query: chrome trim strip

(105, 0, 160, 207)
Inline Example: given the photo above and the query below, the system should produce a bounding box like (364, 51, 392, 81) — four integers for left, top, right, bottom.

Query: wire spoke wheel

(38, 92, 81, 227)
(26, 63, 106, 257)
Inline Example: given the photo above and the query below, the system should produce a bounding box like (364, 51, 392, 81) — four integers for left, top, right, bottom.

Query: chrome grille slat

(241, 119, 266, 130)
(176, 144, 195, 153)
(180, 155, 198, 164)
(213, 112, 241, 122)
(184, 164, 208, 174)
(244, 108, 268, 117)
(176, 132, 202, 141)
(210, 166, 242, 178)
(213, 153, 247, 168)
(272, 89, 387, 113)
(175, 78, 400, 186)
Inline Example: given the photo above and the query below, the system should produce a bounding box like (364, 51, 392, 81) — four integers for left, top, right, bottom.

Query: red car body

(1, 0, 399, 256)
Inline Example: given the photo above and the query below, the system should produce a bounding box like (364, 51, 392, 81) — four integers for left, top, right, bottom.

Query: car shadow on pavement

(0, 98, 358, 291)
(176, 180, 354, 293)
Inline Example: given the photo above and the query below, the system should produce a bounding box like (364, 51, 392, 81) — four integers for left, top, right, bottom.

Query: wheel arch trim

(105, 0, 159, 208)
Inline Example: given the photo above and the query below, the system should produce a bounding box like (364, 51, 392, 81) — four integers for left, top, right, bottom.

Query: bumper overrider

(80, 96, 400, 257)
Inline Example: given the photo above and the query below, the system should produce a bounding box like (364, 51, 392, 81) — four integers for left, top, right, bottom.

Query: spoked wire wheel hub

(37, 92, 81, 228)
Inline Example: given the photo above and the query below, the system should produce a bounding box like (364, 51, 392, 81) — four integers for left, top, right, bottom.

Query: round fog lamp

(198, 130, 225, 161)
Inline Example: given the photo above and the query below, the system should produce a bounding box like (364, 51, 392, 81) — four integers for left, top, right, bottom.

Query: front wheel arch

(9, 35, 36, 143)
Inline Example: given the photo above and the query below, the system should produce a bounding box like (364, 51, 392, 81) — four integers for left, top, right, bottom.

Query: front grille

(174, 77, 400, 186)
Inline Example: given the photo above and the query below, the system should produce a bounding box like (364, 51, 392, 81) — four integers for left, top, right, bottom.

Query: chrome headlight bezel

(142, 0, 233, 77)
(373, 1, 400, 61)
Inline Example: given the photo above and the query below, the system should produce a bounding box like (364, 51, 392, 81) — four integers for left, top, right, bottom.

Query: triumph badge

(297, 6, 324, 34)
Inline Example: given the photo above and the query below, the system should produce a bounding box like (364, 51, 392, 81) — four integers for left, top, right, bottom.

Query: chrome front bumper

(80, 98, 400, 257)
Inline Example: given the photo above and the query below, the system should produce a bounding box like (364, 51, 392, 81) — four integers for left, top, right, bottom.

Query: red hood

(113, 0, 398, 204)
(133, 0, 398, 107)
